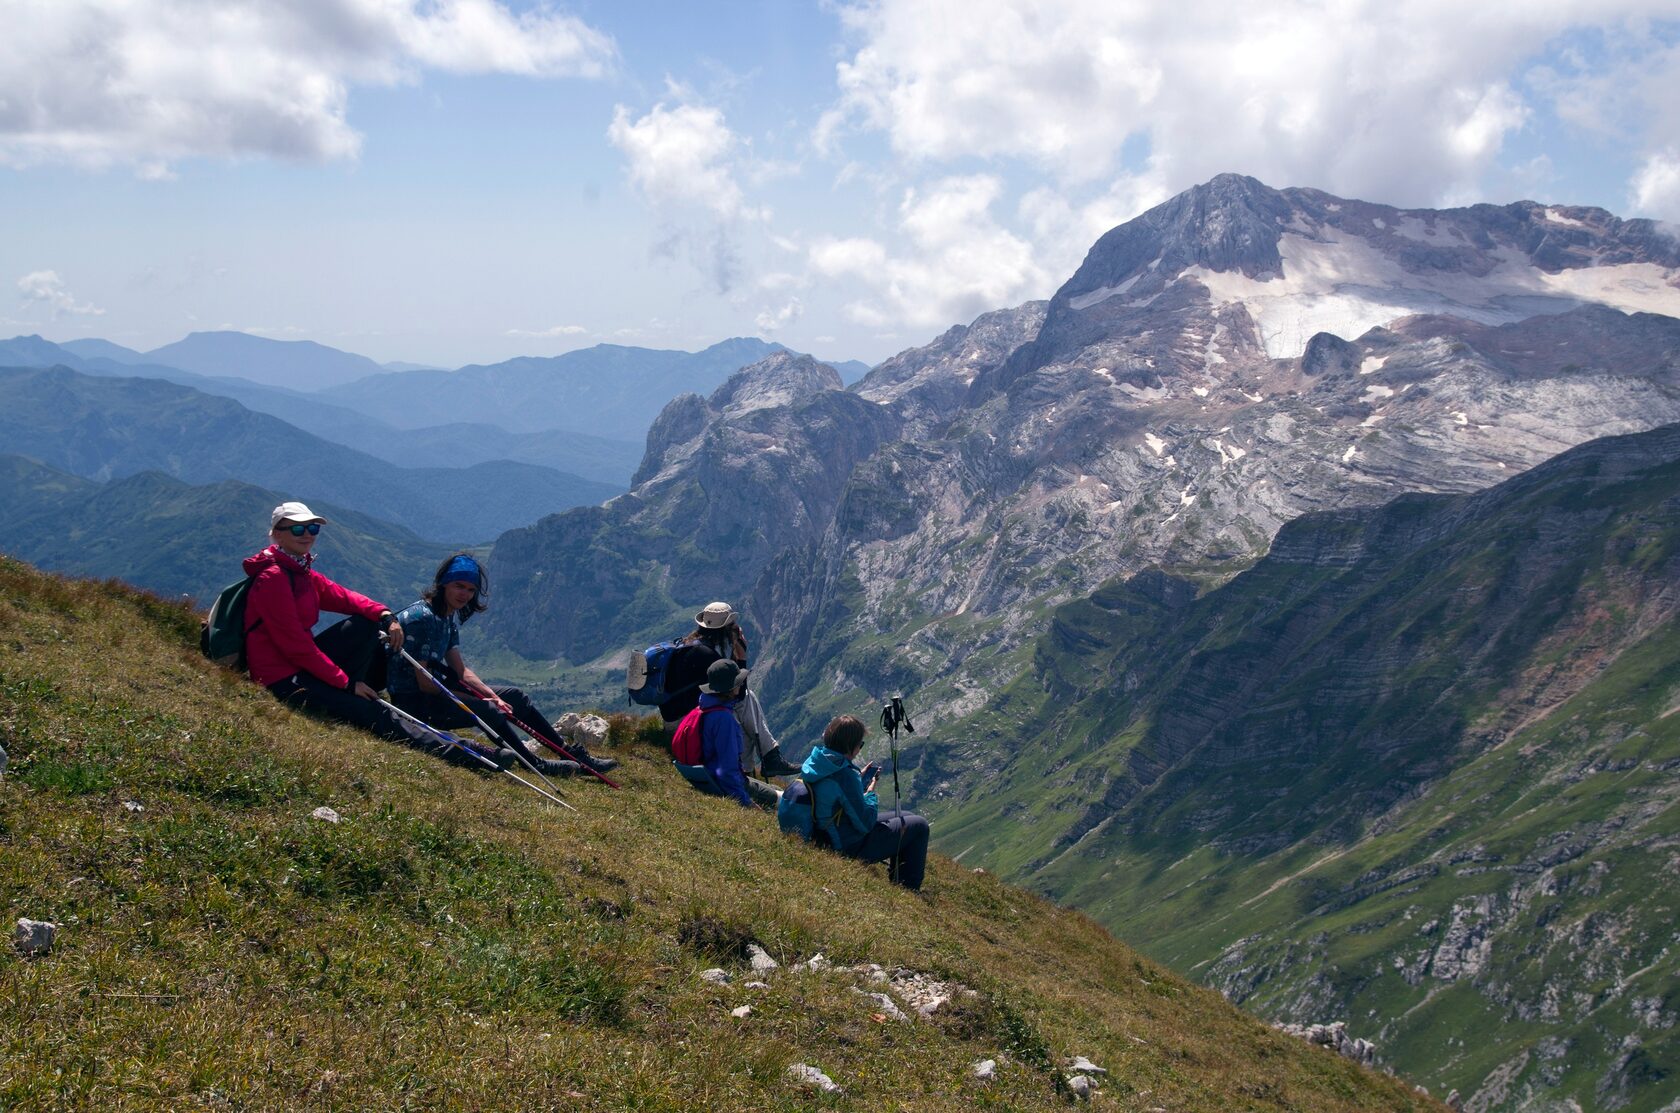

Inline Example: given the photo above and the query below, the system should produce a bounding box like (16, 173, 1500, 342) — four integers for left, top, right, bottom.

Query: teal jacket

(801, 744, 878, 851)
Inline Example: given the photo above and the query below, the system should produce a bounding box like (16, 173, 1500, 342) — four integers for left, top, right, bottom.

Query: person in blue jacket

(696, 658, 778, 807)
(800, 714, 930, 891)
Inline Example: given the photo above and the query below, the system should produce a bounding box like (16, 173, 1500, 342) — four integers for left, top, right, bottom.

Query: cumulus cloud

(809, 175, 1050, 329)
(755, 298, 803, 332)
(1631, 149, 1680, 220)
(607, 100, 764, 221)
(609, 96, 771, 295)
(819, 0, 1678, 207)
(0, 0, 615, 171)
(17, 270, 105, 316)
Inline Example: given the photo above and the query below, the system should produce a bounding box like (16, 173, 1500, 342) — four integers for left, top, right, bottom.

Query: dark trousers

(393, 684, 560, 759)
(266, 616, 411, 744)
(844, 810, 931, 891)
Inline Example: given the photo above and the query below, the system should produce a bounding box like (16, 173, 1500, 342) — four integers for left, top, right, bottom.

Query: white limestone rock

(850, 988, 909, 1021)
(887, 967, 977, 1017)
(787, 1063, 842, 1094)
(14, 918, 56, 957)
(746, 943, 779, 973)
(699, 968, 731, 986)
(573, 714, 611, 749)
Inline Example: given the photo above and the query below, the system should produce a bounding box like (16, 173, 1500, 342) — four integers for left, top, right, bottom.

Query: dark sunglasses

(281, 523, 322, 536)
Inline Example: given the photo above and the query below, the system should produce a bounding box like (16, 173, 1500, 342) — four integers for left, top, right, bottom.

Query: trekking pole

(879, 695, 913, 879)
(499, 710, 621, 789)
(392, 645, 569, 804)
(379, 697, 575, 812)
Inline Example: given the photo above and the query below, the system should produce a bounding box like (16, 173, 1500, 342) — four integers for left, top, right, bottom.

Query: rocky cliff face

(927, 423, 1680, 1111)
(491, 352, 899, 660)
(489, 176, 1680, 740)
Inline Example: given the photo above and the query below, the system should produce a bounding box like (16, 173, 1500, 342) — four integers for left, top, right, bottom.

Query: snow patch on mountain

(1186, 231, 1680, 359)
(1070, 273, 1144, 311)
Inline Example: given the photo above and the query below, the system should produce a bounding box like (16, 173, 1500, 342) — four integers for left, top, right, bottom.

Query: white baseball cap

(271, 501, 328, 529)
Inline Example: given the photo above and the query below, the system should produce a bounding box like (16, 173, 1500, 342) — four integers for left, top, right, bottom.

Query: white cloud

(506, 324, 589, 338)
(17, 270, 105, 316)
(755, 298, 803, 332)
(0, 0, 615, 172)
(809, 175, 1051, 329)
(607, 101, 764, 221)
(1631, 149, 1680, 221)
(1018, 171, 1173, 278)
(609, 96, 775, 296)
(820, 0, 1677, 207)
(809, 236, 889, 276)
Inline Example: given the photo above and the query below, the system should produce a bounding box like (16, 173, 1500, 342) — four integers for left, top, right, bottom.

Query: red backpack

(671, 704, 730, 765)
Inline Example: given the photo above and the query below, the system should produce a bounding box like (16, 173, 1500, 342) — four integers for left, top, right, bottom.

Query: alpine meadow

(6, 3, 1680, 1110)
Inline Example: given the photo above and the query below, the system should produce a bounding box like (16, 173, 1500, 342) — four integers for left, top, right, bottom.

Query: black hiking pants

(266, 616, 413, 744)
(844, 810, 931, 891)
(394, 684, 559, 759)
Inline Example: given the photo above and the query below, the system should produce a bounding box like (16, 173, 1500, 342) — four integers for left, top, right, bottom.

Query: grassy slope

(919, 429, 1680, 1108)
(0, 556, 1436, 1112)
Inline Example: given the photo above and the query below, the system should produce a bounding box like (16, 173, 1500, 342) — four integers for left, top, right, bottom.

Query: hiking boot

(490, 747, 520, 771)
(572, 749, 619, 773)
(535, 757, 583, 778)
(759, 746, 800, 778)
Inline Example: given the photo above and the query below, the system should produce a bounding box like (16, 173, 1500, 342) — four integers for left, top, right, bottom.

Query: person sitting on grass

(690, 658, 779, 809)
(659, 601, 798, 779)
(387, 553, 617, 778)
(242, 501, 417, 746)
(799, 714, 930, 892)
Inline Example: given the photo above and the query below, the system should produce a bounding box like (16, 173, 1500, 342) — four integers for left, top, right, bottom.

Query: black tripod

(878, 695, 913, 879)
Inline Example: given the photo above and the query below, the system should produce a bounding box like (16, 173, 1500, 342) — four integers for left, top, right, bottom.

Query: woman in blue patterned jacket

(388, 553, 617, 777)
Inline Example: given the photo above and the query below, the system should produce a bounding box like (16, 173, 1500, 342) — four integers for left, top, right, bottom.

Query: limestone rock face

(490, 352, 900, 660)
(487, 176, 1680, 741)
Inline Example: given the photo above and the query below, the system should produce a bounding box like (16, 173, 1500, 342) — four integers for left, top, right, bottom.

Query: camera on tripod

(880, 694, 914, 737)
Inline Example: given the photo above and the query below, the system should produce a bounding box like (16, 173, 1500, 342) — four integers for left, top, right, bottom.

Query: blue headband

(440, 555, 481, 589)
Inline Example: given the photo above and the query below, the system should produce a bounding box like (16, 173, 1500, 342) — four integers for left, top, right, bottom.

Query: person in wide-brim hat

(665, 601, 798, 779)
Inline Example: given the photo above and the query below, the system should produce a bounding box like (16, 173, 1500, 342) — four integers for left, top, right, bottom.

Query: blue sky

(4, 1, 1680, 369)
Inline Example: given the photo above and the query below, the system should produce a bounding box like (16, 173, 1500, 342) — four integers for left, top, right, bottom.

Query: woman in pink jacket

(243, 500, 413, 742)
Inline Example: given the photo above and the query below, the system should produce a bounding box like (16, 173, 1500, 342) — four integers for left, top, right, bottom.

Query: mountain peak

(709, 350, 843, 416)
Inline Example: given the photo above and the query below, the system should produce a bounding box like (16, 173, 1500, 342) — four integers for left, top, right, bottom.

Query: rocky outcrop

(489, 352, 899, 659)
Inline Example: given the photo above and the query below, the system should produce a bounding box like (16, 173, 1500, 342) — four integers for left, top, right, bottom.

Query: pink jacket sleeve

(311, 572, 388, 623)
(248, 565, 350, 689)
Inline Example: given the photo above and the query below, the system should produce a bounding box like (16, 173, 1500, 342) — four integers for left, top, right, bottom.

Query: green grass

(0, 556, 1439, 1112)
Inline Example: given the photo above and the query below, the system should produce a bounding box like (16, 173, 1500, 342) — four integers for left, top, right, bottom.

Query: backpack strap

(798, 771, 845, 848)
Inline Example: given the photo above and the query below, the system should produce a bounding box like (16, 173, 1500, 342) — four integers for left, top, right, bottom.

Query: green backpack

(199, 576, 255, 671)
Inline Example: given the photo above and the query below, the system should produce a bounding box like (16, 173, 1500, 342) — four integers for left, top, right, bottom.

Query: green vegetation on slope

(0, 556, 1436, 1111)
(923, 424, 1680, 1110)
